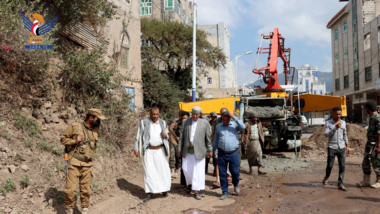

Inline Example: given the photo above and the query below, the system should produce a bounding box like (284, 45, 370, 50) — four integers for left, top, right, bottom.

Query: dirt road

(41, 152, 380, 214)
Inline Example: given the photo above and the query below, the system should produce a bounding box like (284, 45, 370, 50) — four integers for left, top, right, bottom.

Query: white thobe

(182, 119, 205, 191)
(143, 121, 171, 193)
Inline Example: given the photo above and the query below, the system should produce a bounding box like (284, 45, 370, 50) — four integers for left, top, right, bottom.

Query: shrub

(38, 140, 52, 151)
(52, 147, 62, 156)
(14, 116, 42, 137)
(21, 175, 29, 188)
(3, 178, 16, 193)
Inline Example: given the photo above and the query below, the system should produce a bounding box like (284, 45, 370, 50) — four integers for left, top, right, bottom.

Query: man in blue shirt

(213, 111, 246, 200)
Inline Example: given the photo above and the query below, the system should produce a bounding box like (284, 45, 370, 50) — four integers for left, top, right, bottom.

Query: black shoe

(143, 194, 151, 202)
(322, 178, 328, 185)
(162, 192, 168, 197)
(186, 185, 192, 194)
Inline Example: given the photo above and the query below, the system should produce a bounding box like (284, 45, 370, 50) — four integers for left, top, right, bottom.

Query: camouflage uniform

(60, 109, 105, 213)
(363, 113, 380, 176)
(168, 128, 180, 169)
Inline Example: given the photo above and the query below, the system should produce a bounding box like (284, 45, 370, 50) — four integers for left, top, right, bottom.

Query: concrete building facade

(197, 23, 237, 99)
(140, 0, 193, 25)
(328, 0, 380, 123)
(62, 0, 143, 110)
(297, 64, 326, 95)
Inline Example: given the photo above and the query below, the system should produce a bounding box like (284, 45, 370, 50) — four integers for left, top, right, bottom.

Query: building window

(354, 70, 359, 90)
(334, 28, 338, 40)
(344, 48, 348, 60)
(141, 38, 151, 47)
(122, 87, 135, 110)
(207, 77, 212, 84)
(182, 10, 186, 24)
(165, 0, 174, 10)
(365, 66, 372, 82)
(335, 53, 339, 64)
(344, 75, 349, 88)
(140, 0, 152, 15)
(343, 20, 347, 33)
(364, 33, 371, 50)
(378, 27, 380, 44)
(120, 31, 130, 69)
(335, 78, 340, 91)
(120, 47, 128, 69)
(174, 0, 180, 15)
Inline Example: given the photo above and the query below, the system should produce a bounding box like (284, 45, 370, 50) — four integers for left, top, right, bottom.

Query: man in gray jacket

(134, 107, 171, 202)
(178, 106, 212, 200)
(323, 106, 350, 191)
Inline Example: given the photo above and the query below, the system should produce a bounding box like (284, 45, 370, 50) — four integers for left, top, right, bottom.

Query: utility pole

(235, 51, 252, 95)
(192, 0, 197, 102)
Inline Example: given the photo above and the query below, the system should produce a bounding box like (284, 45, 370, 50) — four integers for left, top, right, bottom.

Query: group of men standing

(134, 106, 255, 201)
(60, 106, 268, 213)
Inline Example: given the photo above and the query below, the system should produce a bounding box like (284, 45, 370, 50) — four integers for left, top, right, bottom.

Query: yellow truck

(178, 94, 347, 152)
(178, 97, 241, 114)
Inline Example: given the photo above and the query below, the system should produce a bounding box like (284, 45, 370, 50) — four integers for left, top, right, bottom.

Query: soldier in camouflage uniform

(168, 120, 180, 178)
(357, 101, 380, 188)
(61, 109, 106, 214)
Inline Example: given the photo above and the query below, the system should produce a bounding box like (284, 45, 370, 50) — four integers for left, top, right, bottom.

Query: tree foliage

(141, 18, 226, 90)
(142, 62, 186, 120)
(141, 18, 226, 119)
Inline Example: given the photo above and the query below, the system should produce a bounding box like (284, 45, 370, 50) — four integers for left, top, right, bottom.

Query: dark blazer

(178, 118, 212, 159)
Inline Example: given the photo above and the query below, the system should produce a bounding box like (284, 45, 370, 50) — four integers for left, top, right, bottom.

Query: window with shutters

(165, 0, 174, 10)
(140, 0, 152, 15)
(365, 66, 372, 82)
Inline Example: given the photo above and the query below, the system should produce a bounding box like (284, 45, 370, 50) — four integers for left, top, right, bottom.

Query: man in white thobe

(134, 107, 171, 202)
(178, 106, 212, 200)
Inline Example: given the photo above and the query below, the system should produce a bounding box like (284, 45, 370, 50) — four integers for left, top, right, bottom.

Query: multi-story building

(327, 0, 380, 123)
(297, 64, 326, 95)
(197, 23, 237, 99)
(140, 0, 193, 25)
(62, 0, 143, 110)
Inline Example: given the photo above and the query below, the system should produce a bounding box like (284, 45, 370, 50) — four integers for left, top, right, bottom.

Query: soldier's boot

(65, 209, 73, 214)
(82, 207, 89, 214)
(356, 174, 371, 187)
(371, 176, 380, 188)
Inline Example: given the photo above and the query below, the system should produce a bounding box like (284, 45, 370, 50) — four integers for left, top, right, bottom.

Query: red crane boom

(252, 28, 294, 91)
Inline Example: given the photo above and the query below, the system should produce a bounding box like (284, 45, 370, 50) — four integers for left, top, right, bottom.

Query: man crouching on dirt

(323, 106, 349, 191)
(60, 109, 106, 214)
(357, 101, 380, 188)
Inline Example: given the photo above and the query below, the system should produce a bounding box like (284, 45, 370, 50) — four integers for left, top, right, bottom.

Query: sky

(195, 0, 346, 86)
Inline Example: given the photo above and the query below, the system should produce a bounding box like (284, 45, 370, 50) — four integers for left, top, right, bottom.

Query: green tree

(141, 18, 226, 118)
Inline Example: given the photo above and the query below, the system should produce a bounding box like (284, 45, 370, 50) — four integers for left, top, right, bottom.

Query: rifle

(64, 146, 69, 176)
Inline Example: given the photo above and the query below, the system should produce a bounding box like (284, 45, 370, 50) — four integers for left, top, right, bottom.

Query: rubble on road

(302, 124, 367, 157)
